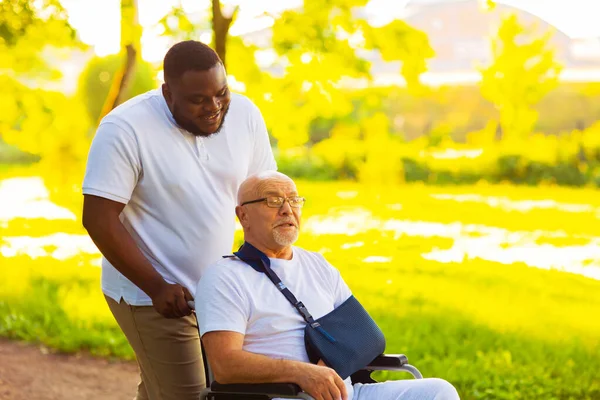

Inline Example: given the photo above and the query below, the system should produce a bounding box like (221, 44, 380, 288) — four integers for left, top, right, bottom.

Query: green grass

(1, 178, 600, 399)
(0, 255, 132, 359)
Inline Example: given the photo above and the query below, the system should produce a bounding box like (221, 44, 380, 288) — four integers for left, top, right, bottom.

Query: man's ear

(235, 206, 248, 227)
(162, 83, 172, 104)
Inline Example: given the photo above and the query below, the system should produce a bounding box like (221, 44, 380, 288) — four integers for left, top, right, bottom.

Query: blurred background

(1, 0, 600, 399)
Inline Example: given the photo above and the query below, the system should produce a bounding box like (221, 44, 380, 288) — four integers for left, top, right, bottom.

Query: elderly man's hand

(150, 282, 194, 318)
(296, 361, 348, 400)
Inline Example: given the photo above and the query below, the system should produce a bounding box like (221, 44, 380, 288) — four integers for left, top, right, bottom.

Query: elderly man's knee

(429, 378, 460, 400)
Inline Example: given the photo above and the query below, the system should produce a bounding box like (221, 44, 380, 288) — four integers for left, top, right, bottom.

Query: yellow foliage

(362, 19, 434, 93)
(480, 13, 562, 140)
(358, 113, 404, 185)
(1, 78, 92, 162)
(241, 0, 433, 148)
(312, 123, 363, 169)
(581, 122, 600, 157)
(0, 0, 81, 78)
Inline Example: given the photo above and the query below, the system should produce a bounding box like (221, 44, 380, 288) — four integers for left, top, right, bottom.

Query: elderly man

(196, 171, 460, 400)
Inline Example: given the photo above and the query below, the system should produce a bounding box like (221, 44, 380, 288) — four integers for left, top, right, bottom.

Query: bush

(279, 122, 600, 187)
(276, 149, 344, 181)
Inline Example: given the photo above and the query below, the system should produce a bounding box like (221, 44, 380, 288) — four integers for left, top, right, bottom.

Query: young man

(196, 171, 460, 400)
(81, 41, 276, 400)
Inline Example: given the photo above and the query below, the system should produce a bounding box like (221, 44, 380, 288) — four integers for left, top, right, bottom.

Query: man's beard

(173, 105, 230, 138)
(272, 227, 299, 247)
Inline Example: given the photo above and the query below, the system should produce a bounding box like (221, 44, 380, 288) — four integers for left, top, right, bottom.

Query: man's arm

(202, 331, 348, 400)
(82, 195, 192, 318)
(82, 121, 192, 318)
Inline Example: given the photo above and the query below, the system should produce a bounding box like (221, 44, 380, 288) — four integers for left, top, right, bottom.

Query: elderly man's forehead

(255, 178, 297, 195)
(237, 171, 297, 204)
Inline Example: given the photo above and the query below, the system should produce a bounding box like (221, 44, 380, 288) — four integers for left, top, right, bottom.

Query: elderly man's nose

(279, 200, 293, 214)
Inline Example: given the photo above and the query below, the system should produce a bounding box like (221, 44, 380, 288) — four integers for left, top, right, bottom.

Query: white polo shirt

(82, 89, 277, 305)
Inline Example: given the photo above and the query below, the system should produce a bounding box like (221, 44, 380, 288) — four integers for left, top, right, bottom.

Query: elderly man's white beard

(273, 228, 299, 246)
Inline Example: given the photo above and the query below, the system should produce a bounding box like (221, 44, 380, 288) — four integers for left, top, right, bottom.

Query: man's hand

(150, 282, 194, 318)
(82, 195, 190, 316)
(296, 362, 348, 400)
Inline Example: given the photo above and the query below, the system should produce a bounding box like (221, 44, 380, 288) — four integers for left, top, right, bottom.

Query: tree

(211, 0, 238, 68)
(0, 0, 78, 78)
(158, 4, 206, 41)
(0, 1, 91, 209)
(251, 0, 434, 148)
(0, 0, 86, 162)
(97, 0, 143, 124)
(158, 0, 434, 149)
(159, 1, 238, 68)
(479, 13, 562, 141)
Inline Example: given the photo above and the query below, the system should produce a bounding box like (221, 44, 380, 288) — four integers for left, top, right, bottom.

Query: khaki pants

(105, 295, 206, 400)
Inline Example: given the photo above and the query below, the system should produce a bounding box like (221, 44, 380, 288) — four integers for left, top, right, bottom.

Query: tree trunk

(211, 0, 238, 69)
(97, 45, 137, 125)
(96, 0, 140, 125)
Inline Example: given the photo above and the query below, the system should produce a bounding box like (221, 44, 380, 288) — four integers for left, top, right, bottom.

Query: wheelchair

(199, 348, 423, 400)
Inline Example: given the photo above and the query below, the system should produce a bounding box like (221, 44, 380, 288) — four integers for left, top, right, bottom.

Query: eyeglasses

(241, 196, 305, 208)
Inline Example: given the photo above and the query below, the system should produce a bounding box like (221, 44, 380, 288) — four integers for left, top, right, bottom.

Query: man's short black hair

(163, 40, 222, 84)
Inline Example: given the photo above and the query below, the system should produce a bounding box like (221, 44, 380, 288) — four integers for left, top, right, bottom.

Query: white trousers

(352, 378, 460, 400)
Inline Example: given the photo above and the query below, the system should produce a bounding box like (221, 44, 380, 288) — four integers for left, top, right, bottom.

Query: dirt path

(0, 338, 139, 400)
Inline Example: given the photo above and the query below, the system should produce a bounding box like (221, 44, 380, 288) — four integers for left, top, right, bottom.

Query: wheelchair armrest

(211, 381, 302, 396)
(366, 354, 409, 369)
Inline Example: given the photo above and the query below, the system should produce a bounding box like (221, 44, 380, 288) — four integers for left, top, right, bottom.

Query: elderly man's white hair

(237, 171, 296, 206)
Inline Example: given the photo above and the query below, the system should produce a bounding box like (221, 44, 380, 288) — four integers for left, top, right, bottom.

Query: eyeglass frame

(240, 196, 306, 208)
